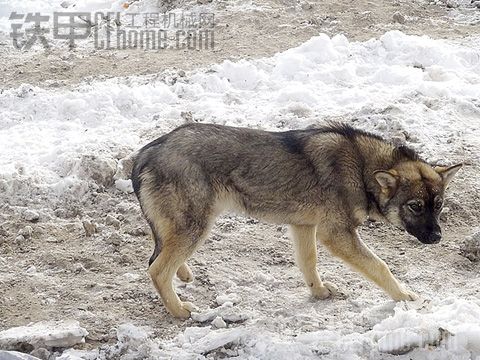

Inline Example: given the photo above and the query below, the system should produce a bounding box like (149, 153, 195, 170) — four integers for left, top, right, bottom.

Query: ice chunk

(215, 293, 241, 306)
(0, 351, 41, 360)
(115, 179, 134, 194)
(0, 320, 88, 350)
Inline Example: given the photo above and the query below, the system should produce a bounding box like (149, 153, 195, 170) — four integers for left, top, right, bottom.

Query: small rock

(0, 226, 9, 238)
(23, 210, 39, 222)
(26, 265, 36, 274)
(301, 2, 313, 10)
(53, 208, 79, 219)
(53, 208, 66, 218)
(14, 235, 26, 244)
(445, 0, 459, 7)
(73, 263, 87, 273)
(125, 226, 146, 237)
(30, 347, 50, 360)
(211, 316, 227, 329)
(392, 12, 406, 24)
(82, 220, 97, 237)
(181, 111, 194, 123)
(440, 206, 450, 222)
(19, 226, 33, 238)
(105, 215, 121, 229)
(77, 155, 116, 187)
(107, 233, 122, 246)
(46, 237, 62, 243)
(460, 230, 480, 262)
(120, 254, 133, 264)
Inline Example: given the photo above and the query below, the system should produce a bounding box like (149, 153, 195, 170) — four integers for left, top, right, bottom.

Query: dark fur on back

(275, 122, 420, 162)
(317, 122, 420, 162)
(132, 122, 422, 201)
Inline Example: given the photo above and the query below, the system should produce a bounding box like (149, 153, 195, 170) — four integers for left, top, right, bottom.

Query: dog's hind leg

(147, 221, 194, 283)
(148, 214, 212, 318)
(176, 263, 194, 283)
(318, 227, 418, 301)
(290, 225, 334, 299)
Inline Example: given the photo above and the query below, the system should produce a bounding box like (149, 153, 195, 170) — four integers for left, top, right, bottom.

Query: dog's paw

(311, 281, 337, 299)
(393, 288, 419, 301)
(171, 301, 196, 319)
(177, 264, 194, 283)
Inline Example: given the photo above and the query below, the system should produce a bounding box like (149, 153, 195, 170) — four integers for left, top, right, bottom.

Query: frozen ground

(0, 0, 480, 360)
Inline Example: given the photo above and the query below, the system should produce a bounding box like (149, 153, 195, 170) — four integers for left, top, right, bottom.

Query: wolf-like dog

(131, 123, 462, 318)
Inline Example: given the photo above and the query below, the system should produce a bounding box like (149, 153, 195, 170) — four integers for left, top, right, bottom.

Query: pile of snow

(0, 320, 88, 351)
(51, 298, 480, 359)
(1, 31, 479, 209)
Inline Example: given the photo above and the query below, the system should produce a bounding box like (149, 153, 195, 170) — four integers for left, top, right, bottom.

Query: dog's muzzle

(417, 230, 442, 244)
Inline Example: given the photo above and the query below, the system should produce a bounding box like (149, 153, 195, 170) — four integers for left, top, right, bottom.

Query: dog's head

(374, 162, 462, 244)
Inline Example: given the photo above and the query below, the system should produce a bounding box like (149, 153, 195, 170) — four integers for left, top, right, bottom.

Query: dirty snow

(41, 298, 480, 359)
(0, 320, 88, 350)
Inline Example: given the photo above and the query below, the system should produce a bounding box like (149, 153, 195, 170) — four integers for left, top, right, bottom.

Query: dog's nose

(428, 231, 442, 244)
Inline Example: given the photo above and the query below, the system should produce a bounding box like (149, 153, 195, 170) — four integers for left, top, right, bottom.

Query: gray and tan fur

(131, 123, 462, 318)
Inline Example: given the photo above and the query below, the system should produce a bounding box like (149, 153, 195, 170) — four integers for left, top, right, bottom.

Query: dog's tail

(131, 139, 168, 267)
(148, 219, 163, 266)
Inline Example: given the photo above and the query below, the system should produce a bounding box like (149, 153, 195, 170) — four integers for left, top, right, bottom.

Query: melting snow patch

(0, 320, 88, 351)
(40, 298, 480, 359)
(372, 298, 480, 357)
(215, 293, 242, 306)
(191, 301, 249, 323)
(0, 351, 42, 360)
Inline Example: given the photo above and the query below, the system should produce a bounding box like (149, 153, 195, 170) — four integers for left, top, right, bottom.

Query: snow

(0, 320, 88, 350)
(215, 293, 242, 305)
(0, 351, 42, 360)
(46, 298, 480, 359)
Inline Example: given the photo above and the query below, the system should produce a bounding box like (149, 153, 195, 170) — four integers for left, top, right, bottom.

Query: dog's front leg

(290, 225, 335, 299)
(318, 227, 417, 301)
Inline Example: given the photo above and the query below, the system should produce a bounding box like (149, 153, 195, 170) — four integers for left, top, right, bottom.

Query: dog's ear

(374, 170, 398, 194)
(435, 163, 462, 187)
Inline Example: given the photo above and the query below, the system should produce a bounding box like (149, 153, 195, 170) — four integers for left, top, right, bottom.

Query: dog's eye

(435, 200, 443, 211)
(408, 202, 423, 214)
